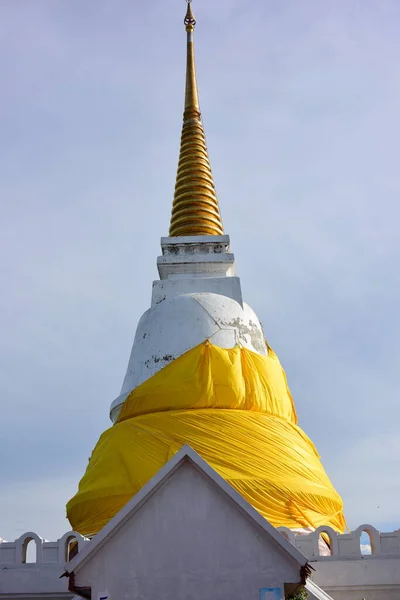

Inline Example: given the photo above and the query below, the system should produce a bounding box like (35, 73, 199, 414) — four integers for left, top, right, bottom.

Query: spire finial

(169, 1, 224, 237)
(184, 0, 196, 32)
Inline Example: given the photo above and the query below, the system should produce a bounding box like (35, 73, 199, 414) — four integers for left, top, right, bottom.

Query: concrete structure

(65, 446, 311, 600)
(2, 528, 400, 599)
(0, 530, 87, 599)
(1, 450, 400, 598)
(110, 235, 267, 422)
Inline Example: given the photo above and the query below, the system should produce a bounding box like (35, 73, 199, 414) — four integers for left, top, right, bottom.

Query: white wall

(74, 462, 302, 600)
(2, 514, 400, 599)
(314, 557, 400, 600)
(0, 530, 86, 599)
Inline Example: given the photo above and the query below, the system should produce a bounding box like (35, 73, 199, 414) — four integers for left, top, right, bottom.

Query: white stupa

(0, 3, 399, 599)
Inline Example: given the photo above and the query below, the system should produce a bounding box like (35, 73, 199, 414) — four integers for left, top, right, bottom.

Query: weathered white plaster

(110, 234, 267, 421)
(151, 275, 243, 306)
(110, 294, 267, 421)
(157, 235, 235, 280)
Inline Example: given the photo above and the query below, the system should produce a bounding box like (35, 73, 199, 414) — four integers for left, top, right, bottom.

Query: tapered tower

(67, 1, 345, 539)
(169, 0, 223, 237)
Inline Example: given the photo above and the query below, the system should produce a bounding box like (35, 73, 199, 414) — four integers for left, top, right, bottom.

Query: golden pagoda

(169, 1, 223, 236)
(66, 1, 346, 539)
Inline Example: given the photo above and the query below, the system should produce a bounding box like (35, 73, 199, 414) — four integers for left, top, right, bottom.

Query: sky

(0, 0, 399, 542)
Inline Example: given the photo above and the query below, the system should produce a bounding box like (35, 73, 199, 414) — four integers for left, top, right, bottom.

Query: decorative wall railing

(0, 524, 399, 566)
(0, 530, 88, 565)
(277, 524, 400, 560)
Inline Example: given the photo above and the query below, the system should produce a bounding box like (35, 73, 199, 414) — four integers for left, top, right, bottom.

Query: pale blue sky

(1, 0, 399, 541)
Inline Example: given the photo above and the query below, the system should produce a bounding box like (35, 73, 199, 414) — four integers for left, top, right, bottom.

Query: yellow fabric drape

(67, 342, 346, 537)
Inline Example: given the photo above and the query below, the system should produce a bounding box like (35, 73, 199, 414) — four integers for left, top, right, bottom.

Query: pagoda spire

(169, 0, 224, 237)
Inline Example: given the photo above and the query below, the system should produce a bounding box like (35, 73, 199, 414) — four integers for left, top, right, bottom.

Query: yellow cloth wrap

(66, 342, 346, 537)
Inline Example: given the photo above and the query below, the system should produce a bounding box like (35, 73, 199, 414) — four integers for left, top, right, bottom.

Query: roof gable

(67, 445, 308, 573)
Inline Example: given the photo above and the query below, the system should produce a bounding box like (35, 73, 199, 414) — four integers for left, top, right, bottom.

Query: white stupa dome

(110, 291, 266, 422)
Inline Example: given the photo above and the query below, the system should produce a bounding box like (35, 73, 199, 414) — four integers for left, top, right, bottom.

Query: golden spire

(169, 0, 224, 237)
